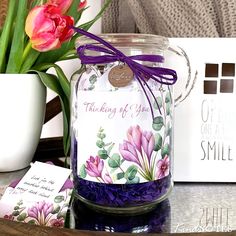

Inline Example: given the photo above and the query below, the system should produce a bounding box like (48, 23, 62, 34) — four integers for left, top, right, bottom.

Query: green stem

(22, 42, 32, 64)
(160, 86, 167, 147)
(0, 0, 15, 72)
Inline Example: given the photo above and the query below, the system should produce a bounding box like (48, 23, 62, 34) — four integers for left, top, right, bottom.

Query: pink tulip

(25, 4, 74, 52)
(47, 0, 73, 14)
(78, 0, 87, 11)
(119, 141, 141, 166)
(156, 155, 170, 179)
(127, 125, 142, 153)
(141, 131, 155, 161)
(85, 156, 104, 178)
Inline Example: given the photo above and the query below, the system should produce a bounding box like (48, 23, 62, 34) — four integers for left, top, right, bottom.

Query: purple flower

(119, 140, 141, 166)
(156, 155, 170, 179)
(141, 131, 155, 161)
(85, 156, 104, 178)
(28, 201, 53, 225)
(127, 125, 142, 153)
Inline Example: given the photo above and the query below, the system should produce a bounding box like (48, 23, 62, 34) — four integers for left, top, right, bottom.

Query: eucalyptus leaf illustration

(154, 133, 163, 151)
(165, 122, 172, 137)
(106, 143, 115, 155)
(154, 96, 162, 109)
(125, 165, 138, 181)
(54, 195, 65, 203)
(161, 144, 170, 158)
(126, 176, 140, 184)
(116, 172, 125, 180)
(17, 213, 27, 221)
(96, 140, 105, 148)
(12, 211, 20, 216)
(79, 164, 87, 178)
(28, 220, 36, 225)
(97, 132, 106, 139)
(52, 205, 61, 214)
(165, 92, 171, 103)
(166, 102, 171, 116)
(98, 149, 108, 159)
(88, 85, 95, 90)
(152, 116, 164, 131)
(108, 153, 121, 168)
(89, 74, 97, 84)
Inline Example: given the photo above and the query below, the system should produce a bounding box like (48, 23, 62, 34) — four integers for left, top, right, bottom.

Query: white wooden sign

(168, 38, 236, 182)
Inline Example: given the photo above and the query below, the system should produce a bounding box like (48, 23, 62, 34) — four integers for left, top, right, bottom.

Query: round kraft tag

(108, 64, 134, 87)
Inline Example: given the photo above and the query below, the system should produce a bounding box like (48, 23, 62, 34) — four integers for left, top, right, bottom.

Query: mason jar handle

(167, 45, 197, 107)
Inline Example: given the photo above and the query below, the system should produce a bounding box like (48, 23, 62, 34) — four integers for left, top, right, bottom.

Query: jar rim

(75, 33, 169, 50)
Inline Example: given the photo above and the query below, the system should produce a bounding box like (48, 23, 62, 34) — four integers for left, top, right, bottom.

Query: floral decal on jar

(78, 86, 172, 184)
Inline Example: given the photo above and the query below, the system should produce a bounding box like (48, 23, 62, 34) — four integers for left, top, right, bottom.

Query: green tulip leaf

(108, 153, 121, 168)
(152, 116, 164, 131)
(32, 71, 70, 156)
(154, 133, 163, 151)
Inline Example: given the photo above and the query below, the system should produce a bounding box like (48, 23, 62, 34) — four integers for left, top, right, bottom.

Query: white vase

(0, 74, 46, 172)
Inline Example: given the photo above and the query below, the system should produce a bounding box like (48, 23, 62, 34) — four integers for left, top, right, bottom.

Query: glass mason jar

(71, 34, 180, 214)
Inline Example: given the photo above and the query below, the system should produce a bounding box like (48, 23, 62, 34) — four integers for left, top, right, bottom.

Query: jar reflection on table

(71, 199, 170, 233)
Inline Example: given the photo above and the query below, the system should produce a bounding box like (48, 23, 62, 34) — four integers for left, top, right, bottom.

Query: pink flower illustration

(103, 170, 113, 184)
(28, 201, 54, 225)
(127, 125, 142, 153)
(119, 140, 141, 166)
(141, 131, 155, 161)
(85, 156, 104, 178)
(156, 155, 170, 179)
(49, 217, 64, 227)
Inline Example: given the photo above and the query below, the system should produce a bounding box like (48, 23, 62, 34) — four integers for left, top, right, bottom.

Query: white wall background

(41, 0, 102, 138)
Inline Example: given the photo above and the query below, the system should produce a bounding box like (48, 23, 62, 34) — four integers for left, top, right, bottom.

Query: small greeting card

(0, 162, 73, 227)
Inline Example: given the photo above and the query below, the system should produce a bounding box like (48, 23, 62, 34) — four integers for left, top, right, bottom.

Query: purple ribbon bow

(73, 27, 177, 119)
